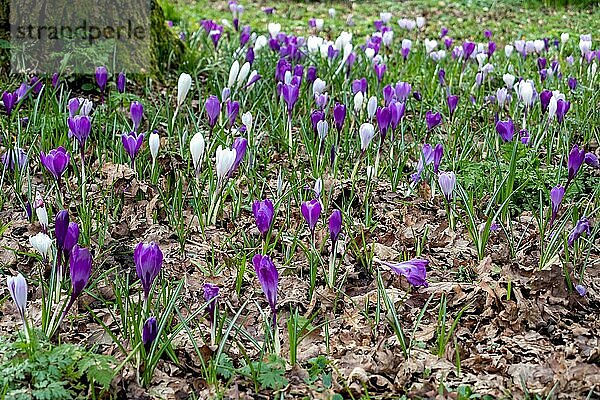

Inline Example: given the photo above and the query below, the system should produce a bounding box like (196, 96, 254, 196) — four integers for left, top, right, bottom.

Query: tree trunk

(0, 0, 182, 75)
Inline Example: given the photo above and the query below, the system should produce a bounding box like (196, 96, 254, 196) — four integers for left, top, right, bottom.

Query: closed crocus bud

(190, 132, 205, 172)
(215, 145, 237, 182)
(555, 99, 570, 123)
(40, 146, 70, 183)
(63, 222, 79, 260)
(549, 185, 565, 225)
(495, 119, 515, 142)
(385, 258, 429, 287)
(228, 60, 240, 88)
(301, 199, 321, 236)
(69, 245, 92, 301)
(203, 283, 220, 324)
(67, 97, 80, 117)
(55, 210, 69, 251)
(134, 242, 163, 299)
(584, 152, 599, 168)
(237, 62, 251, 87)
(516, 80, 535, 107)
(95, 66, 108, 92)
(34, 194, 48, 232)
(117, 72, 126, 93)
(567, 145, 586, 184)
(504, 44, 514, 57)
(329, 209, 342, 244)
(333, 103, 346, 133)
(353, 91, 364, 113)
(252, 254, 279, 325)
(367, 96, 378, 119)
(568, 217, 591, 247)
(130, 101, 144, 131)
(447, 95, 458, 116)
(241, 111, 253, 134)
(568, 77, 577, 91)
(177, 73, 192, 108)
(359, 122, 375, 153)
(575, 284, 586, 296)
(561, 32, 569, 43)
(425, 111, 442, 131)
(317, 120, 329, 141)
(253, 199, 274, 236)
(7, 273, 28, 322)
(121, 132, 145, 166)
(149, 131, 160, 163)
(205, 95, 221, 128)
(433, 144, 443, 173)
(229, 137, 248, 175)
(438, 171, 456, 200)
(67, 115, 92, 147)
(142, 316, 158, 349)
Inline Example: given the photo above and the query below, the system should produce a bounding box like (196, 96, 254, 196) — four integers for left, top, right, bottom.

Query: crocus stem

(328, 242, 337, 288)
(80, 147, 86, 205)
(287, 113, 293, 154)
(351, 156, 362, 182)
(21, 317, 30, 344)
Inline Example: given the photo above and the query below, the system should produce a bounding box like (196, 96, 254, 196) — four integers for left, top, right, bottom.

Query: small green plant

(0, 331, 115, 399)
(238, 354, 289, 391)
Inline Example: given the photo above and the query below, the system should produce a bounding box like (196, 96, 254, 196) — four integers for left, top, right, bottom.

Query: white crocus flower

(215, 146, 237, 182)
(30, 232, 52, 260)
(367, 96, 378, 119)
(190, 132, 205, 171)
(177, 73, 192, 108)
(359, 123, 375, 152)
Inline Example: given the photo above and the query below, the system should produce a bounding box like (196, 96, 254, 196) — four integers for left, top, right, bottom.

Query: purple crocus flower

(203, 283, 220, 324)
(374, 63, 386, 83)
(52, 73, 60, 88)
(64, 245, 93, 316)
(438, 171, 456, 200)
(40, 146, 70, 182)
(301, 199, 321, 237)
(352, 78, 368, 94)
(227, 100, 240, 128)
(63, 222, 79, 262)
(55, 210, 69, 252)
(311, 110, 325, 133)
(383, 85, 394, 104)
(496, 119, 515, 142)
(520, 129, 531, 145)
(95, 66, 108, 93)
(447, 95, 458, 117)
(2, 91, 18, 116)
(556, 99, 570, 123)
(134, 242, 163, 299)
(15, 83, 29, 101)
(240, 25, 251, 46)
(376, 106, 392, 140)
(253, 199, 274, 236)
(425, 111, 442, 130)
(246, 47, 255, 64)
(205, 95, 221, 129)
(575, 284, 586, 296)
(444, 37, 453, 49)
(130, 101, 144, 131)
(67, 115, 92, 147)
(386, 258, 429, 287)
(568, 217, 591, 247)
(484, 29, 492, 39)
(433, 144, 443, 173)
(438, 69, 446, 86)
(229, 137, 247, 175)
(584, 152, 599, 168)
(411, 143, 435, 183)
(567, 145, 586, 184)
(117, 72, 126, 93)
(441, 27, 449, 38)
(540, 90, 552, 113)
(306, 66, 317, 84)
(395, 82, 411, 101)
(252, 254, 279, 325)
(329, 209, 342, 245)
(1, 147, 27, 171)
(462, 41, 476, 59)
(568, 77, 577, 91)
(121, 132, 145, 166)
(488, 41, 496, 57)
(282, 83, 300, 114)
(549, 185, 565, 225)
(333, 103, 346, 133)
(537, 57, 547, 71)
(142, 316, 158, 349)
